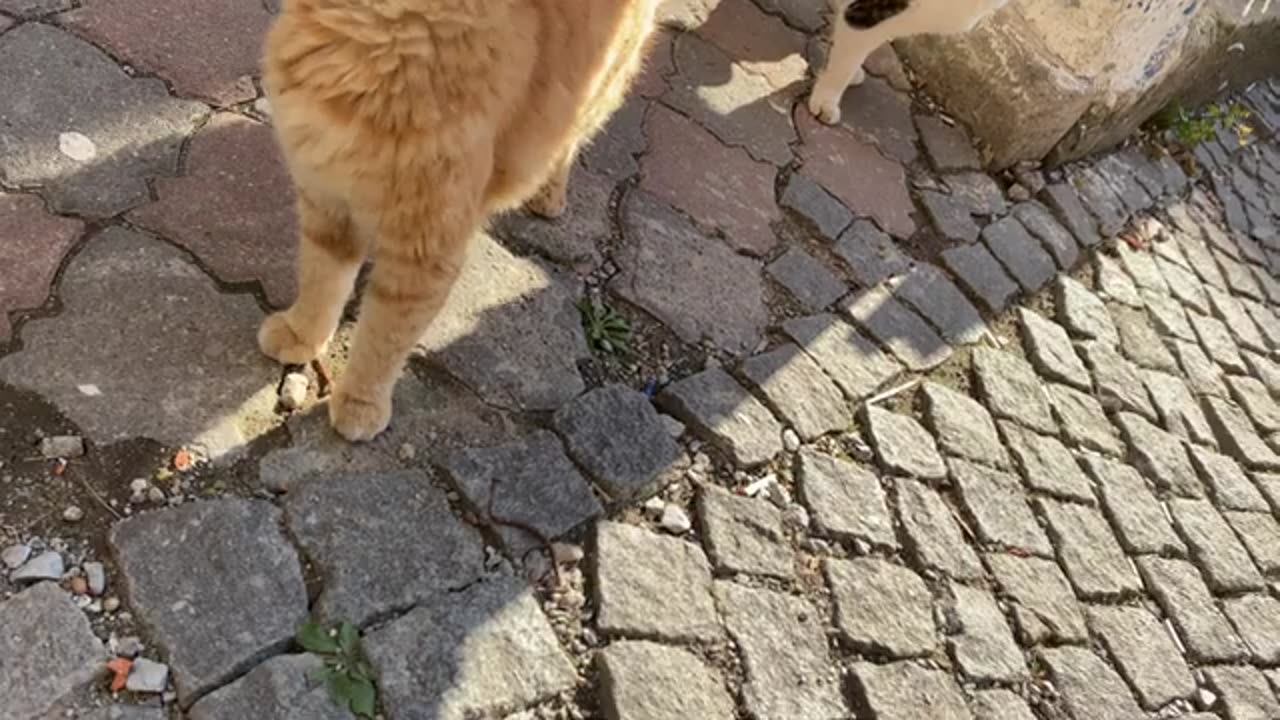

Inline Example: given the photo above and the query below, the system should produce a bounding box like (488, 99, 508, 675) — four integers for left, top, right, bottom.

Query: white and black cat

(809, 0, 1011, 125)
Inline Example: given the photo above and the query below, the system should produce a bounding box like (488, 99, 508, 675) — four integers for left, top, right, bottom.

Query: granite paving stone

(715, 583, 845, 720)
(946, 583, 1026, 683)
(492, 164, 611, 267)
(916, 114, 982, 171)
(1086, 606, 1196, 710)
(833, 219, 912, 286)
(1188, 446, 1270, 512)
(1078, 341, 1159, 419)
(441, 431, 603, 557)
(923, 381, 1011, 470)
(782, 313, 902, 402)
(554, 384, 687, 501)
(1203, 666, 1280, 720)
(1072, 167, 1129, 236)
(1037, 647, 1146, 720)
(920, 190, 982, 243)
(834, 77, 919, 164)
(0, 583, 108, 720)
(796, 449, 897, 548)
(780, 173, 853, 240)
(951, 459, 1052, 556)
(1055, 275, 1118, 344)
(941, 242, 1020, 312)
(1038, 498, 1142, 599)
(894, 477, 985, 581)
(825, 557, 937, 658)
(1205, 286, 1269, 353)
(1114, 412, 1205, 497)
(741, 344, 852, 441)
(1094, 253, 1144, 307)
(1144, 370, 1217, 448)
(187, 654, 355, 720)
(0, 192, 82, 343)
(1142, 288, 1198, 340)
(984, 217, 1057, 292)
(765, 247, 847, 312)
(698, 484, 792, 579)
(971, 690, 1037, 720)
(1225, 375, 1280, 433)
(1168, 499, 1266, 593)
(1112, 306, 1179, 373)
(1138, 557, 1247, 663)
(592, 521, 720, 642)
(365, 576, 577, 720)
(1223, 511, 1280, 577)
(886, 263, 988, 345)
(1217, 249, 1266, 300)
(1176, 232, 1229, 289)
(1243, 298, 1280, 349)
(1039, 183, 1103, 247)
(1001, 422, 1095, 503)
(693, 0, 808, 90)
(1156, 257, 1210, 316)
(1082, 456, 1185, 556)
(656, 367, 784, 467)
(851, 662, 974, 720)
(986, 553, 1087, 644)
(972, 347, 1058, 434)
(1045, 383, 1124, 456)
(597, 641, 736, 720)
(1013, 200, 1081, 269)
(283, 471, 486, 627)
(1243, 351, 1280, 394)
(945, 171, 1009, 217)
(1223, 594, 1280, 665)
(109, 499, 307, 705)
(1172, 339, 1229, 397)
(865, 405, 947, 480)
(841, 286, 953, 371)
(1095, 153, 1154, 213)
(1203, 396, 1280, 471)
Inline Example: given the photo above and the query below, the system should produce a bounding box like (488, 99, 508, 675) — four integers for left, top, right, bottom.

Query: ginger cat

(258, 0, 658, 440)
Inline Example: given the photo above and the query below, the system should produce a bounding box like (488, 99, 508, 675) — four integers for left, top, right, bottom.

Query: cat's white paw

(329, 386, 392, 442)
(258, 312, 326, 365)
(808, 87, 843, 125)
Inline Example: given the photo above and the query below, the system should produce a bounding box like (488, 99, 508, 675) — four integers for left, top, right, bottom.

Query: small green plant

(1155, 101, 1253, 148)
(578, 298, 631, 355)
(297, 621, 377, 718)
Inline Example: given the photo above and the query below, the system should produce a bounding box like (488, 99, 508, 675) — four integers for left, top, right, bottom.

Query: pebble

(397, 443, 417, 462)
(642, 497, 666, 518)
(102, 596, 121, 613)
(1196, 687, 1217, 709)
(782, 428, 801, 452)
(660, 505, 693, 534)
(1, 543, 31, 570)
(84, 561, 106, 596)
(40, 435, 85, 459)
(1008, 184, 1032, 202)
(68, 576, 88, 595)
(111, 635, 144, 658)
(129, 478, 150, 494)
(551, 542, 584, 565)
(62, 505, 84, 523)
(146, 487, 166, 504)
(279, 372, 309, 410)
(126, 658, 170, 694)
(11, 550, 64, 583)
(253, 96, 272, 117)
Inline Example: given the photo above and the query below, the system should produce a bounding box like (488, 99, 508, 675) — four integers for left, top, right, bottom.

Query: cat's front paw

(808, 87, 843, 125)
(525, 181, 568, 219)
(258, 312, 326, 365)
(329, 387, 392, 442)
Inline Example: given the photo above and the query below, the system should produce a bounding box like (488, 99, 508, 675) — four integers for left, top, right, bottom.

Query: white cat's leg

(809, 19, 884, 125)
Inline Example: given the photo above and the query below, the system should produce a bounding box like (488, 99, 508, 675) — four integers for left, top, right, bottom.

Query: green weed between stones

(578, 297, 632, 355)
(1154, 101, 1254, 148)
(296, 620, 377, 718)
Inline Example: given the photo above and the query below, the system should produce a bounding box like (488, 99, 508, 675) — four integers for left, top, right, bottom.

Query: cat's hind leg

(808, 18, 885, 125)
(259, 192, 365, 365)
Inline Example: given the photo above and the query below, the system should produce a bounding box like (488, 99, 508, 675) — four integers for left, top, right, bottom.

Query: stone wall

(896, 0, 1280, 169)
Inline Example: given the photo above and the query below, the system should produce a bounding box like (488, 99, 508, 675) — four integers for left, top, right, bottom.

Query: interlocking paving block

(1086, 606, 1196, 710)
(1094, 253, 1144, 307)
(833, 219, 912, 286)
(554, 384, 687, 501)
(916, 114, 981, 171)
(825, 557, 936, 658)
(1169, 499, 1266, 594)
(1072, 167, 1129, 237)
(780, 171, 852, 241)
(1137, 557, 1247, 664)
(984, 217, 1056, 293)
(765, 247, 847, 312)
(972, 348, 1057, 434)
(1224, 594, 1280, 665)
(922, 382, 1011, 470)
(1112, 306, 1179, 373)
(864, 405, 947, 480)
(1224, 510, 1280, 577)
(0, 24, 206, 217)
(656, 367, 783, 468)
(1013, 200, 1080, 269)
(1055, 275, 1118, 344)
(841, 285, 953, 371)
(697, 484, 792, 579)
(1037, 498, 1143, 600)
(1114, 412, 1205, 498)
(1188, 447, 1270, 512)
(0, 192, 82, 343)
(597, 641, 736, 720)
(1171, 339, 1229, 398)
(740, 344, 853, 441)
(366, 576, 577, 720)
(920, 190, 981, 243)
(782, 313, 902, 402)
(971, 690, 1037, 720)
(283, 471, 486, 627)
(986, 553, 1087, 644)
(941, 243, 1020, 313)
(946, 583, 1026, 683)
(441, 431, 603, 557)
(796, 449, 897, 548)
(1142, 287, 1198, 339)
(0, 583, 108, 720)
(715, 583, 845, 720)
(1144, 370, 1217, 448)
(950, 459, 1052, 557)
(1203, 666, 1280, 720)
(887, 263, 988, 345)
(851, 662, 974, 720)
(945, 171, 1008, 217)
(110, 500, 307, 705)
(1082, 456, 1185, 556)
(893, 477, 985, 581)
(1226, 375, 1280, 433)
(1203, 396, 1280, 471)
(1018, 308, 1093, 390)
(1039, 183, 1103, 248)
(187, 654, 355, 720)
(592, 521, 720, 643)
(1037, 647, 1145, 720)
(1045, 383, 1123, 456)
(1078, 342, 1158, 420)
(1001, 422, 1094, 503)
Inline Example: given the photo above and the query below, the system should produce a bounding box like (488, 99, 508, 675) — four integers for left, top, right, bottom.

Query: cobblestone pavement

(2, 0, 1280, 719)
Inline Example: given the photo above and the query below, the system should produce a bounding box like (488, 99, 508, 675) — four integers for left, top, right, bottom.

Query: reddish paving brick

(694, 0, 807, 90)
(0, 192, 82, 342)
(634, 29, 676, 100)
(62, 0, 271, 105)
(129, 113, 297, 308)
(795, 108, 916, 239)
(837, 77, 918, 165)
(641, 104, 780, 257)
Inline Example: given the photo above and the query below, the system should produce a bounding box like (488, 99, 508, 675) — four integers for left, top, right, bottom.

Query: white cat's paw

(808, 87, 843, 125)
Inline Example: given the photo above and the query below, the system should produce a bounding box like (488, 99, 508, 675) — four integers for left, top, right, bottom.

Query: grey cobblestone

(916, 115, 981, 171)
(852, 662, 973, 720)
(1086, 605, 1196, 710)
(1055, 275, 1118, 344)
(0, 583, 108, 720)
(950, 458, 1052, 556)
(865, 405, 947, 480)
(1116, 243, 1169, 295)
(941, 242, 1020, 313)
(1171, 339, 1229, 397)
(1096, 153, 1154, 214)
(1189, 446, 1270, 512)
(1115, 412, 1205, 498)
(1138, 557, 1247, 663)
(825, 557, 937, 658)
(1205, 285, 1269, 353)
(1001, 422, 1095, 503)
(765, 247, 846, 312)
(1217, 249, 1266, 300)
(1144, 370, 1217, 448)
(842, 286, 953, 372)
(1039, 183, 1102, 248)
(1203, 666, 1280, 720)
(780, 174, 852, 241)
(1018, 308, 1093, 390)
(923, 381, 1011, 470)
(1082, 456, 1186, 556)
(887, 263, 988, 345)
(740, 344, 852, 441)
(921, 190, 981, 243)
(1113, 306, 1179, 373)
(984, 217, 1057, 292)
(782, 313, 902, 402)
(1037, 647, 1145, 720)
(1072, 168, 1129, 237)
(698, 485, 792, 579)
(657, 367, 784, 467)
(1013, 200, 1080, 269)
(1142, 288, 1197, 340)
(1045, 383, 1123, 456)
(894, 477, 985, 581)
(1037, 498, 1142, 599)
(796, 449, 897, 549)
(1225, 374, 1280, 433)
(1223, 594, 1280, 665)
(946, 583, 1026, 683)
(1243, 298, 1280, 349)
(1168, 498, 1266, 593)
(598, 641, 736, 720)
(973, 347, 1058, 435)
(834, 219, 910, 286)
(1203, 396, 1280, 471)
(986, 553, 1087, 644)
(1094, 253, 1144, 307)
(971, 690, 1037, 720)
(1223, 510, 1280, 577)
(946, 171, 1008, 217)
(1078, 341, 1159, 419)
(1243, 351, 1280, 393)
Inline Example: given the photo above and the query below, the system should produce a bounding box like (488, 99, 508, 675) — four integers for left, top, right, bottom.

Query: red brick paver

(0, 192, 82, 342)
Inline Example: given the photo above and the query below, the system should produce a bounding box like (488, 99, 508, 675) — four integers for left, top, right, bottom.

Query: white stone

(126, 658, 170, 694)
(661, 505, 693, 534)
(11, 551, 64, 583)
(279, 372, 308, 410)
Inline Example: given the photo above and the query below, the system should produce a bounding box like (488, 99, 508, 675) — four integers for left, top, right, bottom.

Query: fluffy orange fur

(258, 0, 658, 440)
